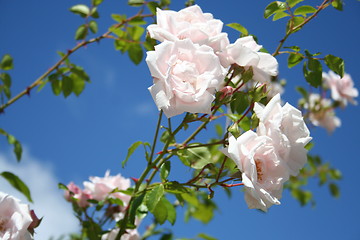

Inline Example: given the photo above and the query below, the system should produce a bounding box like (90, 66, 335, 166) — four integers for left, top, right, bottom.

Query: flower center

(0, 217, 8, 233)
(255, 159, 264, 182)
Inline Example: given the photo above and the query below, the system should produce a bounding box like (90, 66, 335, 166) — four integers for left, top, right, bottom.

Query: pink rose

(307, 93, 341, 134)
(146, 39, 226, 118)
(222, 131, 289, 211)
(84, 171, 131, 204)
(0, 192, 33, 240)
(219, 36, 278, 83)
(147, 5, 229, 53)
(64, 182, 92, 208)
(323, 71, 358, 106)
(254, 94, 312, 176)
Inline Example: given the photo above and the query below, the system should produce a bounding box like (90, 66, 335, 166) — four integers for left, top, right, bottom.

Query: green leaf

(1, 171, 33, 202)
(178, 146, 212, 169)
(226, 23, 248, 36)
(0, 54, 13, 70)
(69, 4, 90, 17)
(128, 193, 145, 224)
(128, 26, 145, 41)
(92, 0, 104, 6)
(230, 92, 250, 115)
(164, 181, 190, 194)
(71, 65, 90, 82)
(287, 53, 303, 68)
(287, 16, 305, 33)
(215, 124, 223, 138)
(90, 8, 100, 19)
(197, 233, 218, 240)
(286, 0, 304, 8)
(152, 197, 167, 224)
(1, 73, 12, 87)
(75, 24, 88, 40)
(324, 54, 344, 78)
(272, 11, 290, 21)
(114, 40, 130, 53)
(111, 14, 126, 23)
(146, 184, 165, 212)
(329, 183, 340, 198)
(128, 0, 144, 6)
(161, 197, 176, 225)
(128, 44, 143, 65)
(329, 169, 342, 180)
(89, 21, 98, 34)
(123, 141, 143, 168)
(264, 1, 287, 19)
(284, 46, 300, 51)
(293, 5, 317, 17)
(303, 59, 322, 87)
(296, 86, 308, 99)
(50, 77, 62, 96)
(331, 0, 343, 11)
(70, 73, 86, 96)
(62, 76, 73, 98)
(147, 2, 160, 15)
(129, 17, 147, 26)
(7, 134, 22, 162)
(160, 161, 171, 182)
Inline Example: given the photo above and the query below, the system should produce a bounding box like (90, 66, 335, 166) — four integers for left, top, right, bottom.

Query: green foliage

(123, 141, 144, 168)
(286, 16, 304, 33)
(1, 171, 33, 202)
(303, 54, 322, 87)
(287, 53, 304, 68)
(293, 5, 317, 17)
(230, 92, 250, 115)
(0, 54, 13, 70)
(286, 0, 304, 8)
(177, 146, 216, 169)
(264, 1, 287, 19)
(324, 54, 344, 78)
(75, 24, 88, 40)
(70, 4, 90, 17)
(160, 161, 171, 182)
(89, 21, 98, 33)
(226, 23, 248, 36)
(0, 128, 22, 162)
(183, 192, 217, 224)
(332, 0, 343, 11)
(128, 0, 145, 6)
(272, 11, 290, 21)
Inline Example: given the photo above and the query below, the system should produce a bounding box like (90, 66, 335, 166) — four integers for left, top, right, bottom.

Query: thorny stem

(148, 111, 163, 164)
(216, 156, 228, 182)
(272, 0, 332, 57)
(0, 12, 154, 113)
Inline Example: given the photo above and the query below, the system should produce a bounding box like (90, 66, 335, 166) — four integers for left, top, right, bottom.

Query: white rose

(323, 71, 358, 106)
(146, 39, 226, 118)
(254, 94, 312, 176)
(0, 192, 33, 240)
(219, 36, 278, 83)
(222, 131, 289, 211)
(147, 5, 229, 53)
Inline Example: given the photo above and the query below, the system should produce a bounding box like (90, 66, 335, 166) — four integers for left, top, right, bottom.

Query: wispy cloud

(0, 149, 79, 240)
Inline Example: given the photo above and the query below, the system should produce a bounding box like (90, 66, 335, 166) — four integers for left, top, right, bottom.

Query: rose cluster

(64, 171, 140, 240)
(303, 71, 358, 133)
(146, 5, 278, 118)
(145, 5, 311, 212)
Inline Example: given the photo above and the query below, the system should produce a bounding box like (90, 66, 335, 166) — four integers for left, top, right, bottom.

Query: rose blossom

(64, 182, 92, 208)
(146, 39, 226, 118)
(222, 131, 289, 211)
(84, 171, 131, 204)
(254, 94, 312, 176)
(219, 36, 278, 83)
(323, 71, 358, 106)
(147, 5, 229, 53)
(306, 93, 341, 134)
(0, 192, 32, 240)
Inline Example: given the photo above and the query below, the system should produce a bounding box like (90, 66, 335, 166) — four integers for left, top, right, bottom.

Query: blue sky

(1, 0, 360, 239)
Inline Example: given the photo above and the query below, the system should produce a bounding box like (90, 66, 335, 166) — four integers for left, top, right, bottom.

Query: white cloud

(0, 149, 79, 240)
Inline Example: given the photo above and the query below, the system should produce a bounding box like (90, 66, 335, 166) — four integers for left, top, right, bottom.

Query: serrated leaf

(286, 0, 304, 8)
(0, 54, 13, 70)
(128, 44, 143, 65)
(122, 141, 142, 168)
(324, 54, 344, 78)
(288, 53, 303, 68)
(264, 1, 287, 19)
(62, 76, 73, 97)
(294, 5, 317, 17)
(89, 21, 98, 34)
(1, 171, 33, 202)
(146, 184, 164, 212)
(160, 161, 171, 182)
(75, 24, 88, 40)
(226, 23, 248, 36)
(69, 4, 90, 17)
(273, 11, 290, 21)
